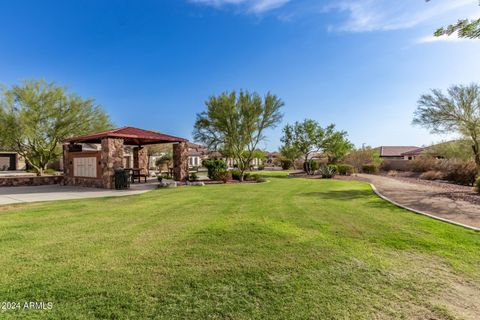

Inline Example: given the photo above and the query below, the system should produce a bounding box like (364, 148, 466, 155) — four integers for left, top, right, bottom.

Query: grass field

(0, 172, 479, 319)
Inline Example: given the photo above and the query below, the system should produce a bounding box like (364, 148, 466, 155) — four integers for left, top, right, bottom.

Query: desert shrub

(257, 165, 265, 171)
(216, 170, 232, 183)
(203, 159, 227, 180)
(436, 159, 476, 185)
(304, 160, 319, 175)
(280, 159, 293, 170)
(476, 177, 480, 193)
(419, 170, 444, 180)
(343, 147, 382, 172)
(387, 170, 398, 177)
(362, 163, 379, 174)
(406, 156, 437, 172)
(337, 164, 354, 176)
(318, 165, 337, 178)
(247, 174, 267, 183)
(231, 170, 242, 181)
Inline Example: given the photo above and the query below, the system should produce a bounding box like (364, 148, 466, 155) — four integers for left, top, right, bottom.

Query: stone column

(133, 146, 148, 173)
(101, 138, 124, 189)
(173, 142, 188, 181)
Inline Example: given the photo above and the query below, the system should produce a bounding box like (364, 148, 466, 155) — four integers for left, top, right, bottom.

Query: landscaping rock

(158, 181, 177, 188)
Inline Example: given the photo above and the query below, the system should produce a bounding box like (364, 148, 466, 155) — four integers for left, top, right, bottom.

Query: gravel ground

(335, 173, 480, 229)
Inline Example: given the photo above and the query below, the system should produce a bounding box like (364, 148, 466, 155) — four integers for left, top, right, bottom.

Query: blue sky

(1, 0, 479, 150)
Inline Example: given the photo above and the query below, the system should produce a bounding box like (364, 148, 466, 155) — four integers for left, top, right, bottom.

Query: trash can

(114, 168, 130, 190)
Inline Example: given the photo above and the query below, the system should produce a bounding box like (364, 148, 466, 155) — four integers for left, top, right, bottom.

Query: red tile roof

(64, 127, 188, 145)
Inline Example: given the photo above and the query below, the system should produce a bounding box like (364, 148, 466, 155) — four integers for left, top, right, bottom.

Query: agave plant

(318, 165, 337, 179)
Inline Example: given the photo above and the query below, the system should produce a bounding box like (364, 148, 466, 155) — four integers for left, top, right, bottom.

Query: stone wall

(0, 175, 63, 187)
(173, 142, 188, 181)
(133, 147, 148, 173)
(101, 138, 124, 189)
(62, 176, 104, 188)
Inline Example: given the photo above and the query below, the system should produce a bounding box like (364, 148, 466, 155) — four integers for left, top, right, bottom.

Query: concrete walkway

(348, 174, 480, 230)
(0, 180, 157, 205)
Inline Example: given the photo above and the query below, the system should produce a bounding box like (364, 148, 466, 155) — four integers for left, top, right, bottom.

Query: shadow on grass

(298, 190, 394, 210)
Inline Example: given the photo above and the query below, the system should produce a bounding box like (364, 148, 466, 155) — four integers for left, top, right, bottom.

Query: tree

(193, 90, 283, 181)
(279, 145, 302, 169)
(0, 80, 113, 175)
(413, 83, 480, 175)
(426, 0, 480, 39)
(280, 119, 352, 174)
(147, 144, 172, 173)
(155, 152, 173, 174)
(343, 147, 382, 173)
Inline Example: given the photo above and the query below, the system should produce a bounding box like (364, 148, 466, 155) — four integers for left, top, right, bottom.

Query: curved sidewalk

(0, 181, 157, 205)
(348, 174, 480, 231)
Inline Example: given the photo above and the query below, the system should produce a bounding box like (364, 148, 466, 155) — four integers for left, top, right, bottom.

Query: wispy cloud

(324, 0, 478, 33)
(190, 0, 291, 13)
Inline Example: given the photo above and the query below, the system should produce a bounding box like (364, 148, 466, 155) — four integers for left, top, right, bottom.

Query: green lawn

(0, 172, 479, 319)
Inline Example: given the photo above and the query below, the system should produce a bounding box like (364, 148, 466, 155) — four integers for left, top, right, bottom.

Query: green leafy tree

(155, 153, 173, 172)
(280, 119, 352, 174)
(426, 0, 480, 39)
(343, 147, 382, 173)
(0, 80, 113, 175)
(193, 90, 283, 181)
(413, 83, 480, 174)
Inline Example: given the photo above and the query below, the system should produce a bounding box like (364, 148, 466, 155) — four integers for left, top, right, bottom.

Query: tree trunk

(472, 143, 480, 176)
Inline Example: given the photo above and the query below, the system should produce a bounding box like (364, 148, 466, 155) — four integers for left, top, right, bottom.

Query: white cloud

(324, 0, 479, 32)
(190, 0, 290, 13)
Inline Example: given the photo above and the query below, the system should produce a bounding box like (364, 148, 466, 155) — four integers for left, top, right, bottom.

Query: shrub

(420, 170, 444, 180)
(407, 156, 437, 172)
(336, 164, 354, 176)
(188, 172, 198, 181)
(216, 170, 232, 183)
(231, 170, 242, 181)
(203, 159, 227, 180)
(318, 164, 337, 178)
(362, 163, 379, 174)
(280, 159, 293, 170)
(248, 174, 267, 183)
(436, 159, 476, 185)
(476, 177, 480, 193)
(387, 170, 398, 177)
(304, 160, 319, 175)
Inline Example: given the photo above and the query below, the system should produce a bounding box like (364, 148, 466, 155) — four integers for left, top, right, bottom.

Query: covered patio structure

(63, 127, 188, 189)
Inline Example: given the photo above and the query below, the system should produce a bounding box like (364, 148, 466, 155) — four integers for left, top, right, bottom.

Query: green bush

(258, 165, 265, 171)
(337, 164, 354, 176)
(362, 163, 379, 174)
(231, 170, 242, 181)
(304, 160, 319, 175)
(280, 159, 293, 170)
(202, 159, 227, 180)
(248, 174, 267, 183)
(476, 177, 480, 193)
(188, 172, 198, 181)
(318, 165, 337, 178)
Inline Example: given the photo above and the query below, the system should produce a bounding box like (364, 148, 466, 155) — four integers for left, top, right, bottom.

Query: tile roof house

(378, 146, 420, 160)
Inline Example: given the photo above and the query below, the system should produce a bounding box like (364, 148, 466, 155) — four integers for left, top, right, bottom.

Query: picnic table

(124, 168, 147, 183)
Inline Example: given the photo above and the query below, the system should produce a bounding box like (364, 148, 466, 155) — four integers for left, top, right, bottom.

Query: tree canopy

(280, 119, 352, 174)
(413, 83, 480, 173)
(0, 80, 113, 175)
(427, 0, 480, 39)
(193, 90, 283, 181)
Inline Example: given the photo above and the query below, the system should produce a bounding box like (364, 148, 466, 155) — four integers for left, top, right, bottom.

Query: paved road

(349, 174, 480, 229)
(0, 182, 157, 205)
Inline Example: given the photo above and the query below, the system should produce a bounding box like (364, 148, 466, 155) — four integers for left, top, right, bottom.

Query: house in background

(377, 146, 420, 160)
(0, 147, 26, 171)
(187, 142, 209, 168)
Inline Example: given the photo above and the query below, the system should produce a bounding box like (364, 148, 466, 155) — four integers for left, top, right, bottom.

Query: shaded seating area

(63, 127, 189, 189)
